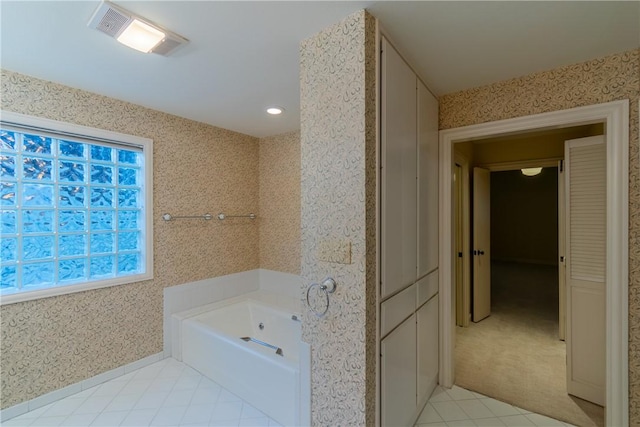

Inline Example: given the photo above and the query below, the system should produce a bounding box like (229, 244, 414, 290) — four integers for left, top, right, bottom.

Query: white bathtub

(176, 292, 302, 426)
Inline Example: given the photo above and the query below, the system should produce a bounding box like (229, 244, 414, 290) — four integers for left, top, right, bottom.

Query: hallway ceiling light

(521, 167, 543, 176)
(88, 1, 188, 55)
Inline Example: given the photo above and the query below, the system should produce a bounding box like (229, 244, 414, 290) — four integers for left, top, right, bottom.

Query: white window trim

(0, 110, 154, 305)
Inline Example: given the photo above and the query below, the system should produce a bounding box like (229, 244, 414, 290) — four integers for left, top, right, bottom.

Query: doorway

(454, 158, 607, 425)
(438, 101, 630, 427)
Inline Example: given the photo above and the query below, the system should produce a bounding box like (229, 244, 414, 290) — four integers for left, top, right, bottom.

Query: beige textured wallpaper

(258, 131, 301, 275)
(439, 49, 640, 426)
(0, 70, 260, 408)
(300, 10, 377, 426)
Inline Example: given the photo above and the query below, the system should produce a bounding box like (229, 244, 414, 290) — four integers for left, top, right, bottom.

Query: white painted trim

(453, 153, 470, 328)
(0, 110, 154, 306)
(0, 352, 164, 422)
(438, 100, 629, 427)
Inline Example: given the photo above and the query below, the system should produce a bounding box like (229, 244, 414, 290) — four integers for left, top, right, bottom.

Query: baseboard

(0, 352, 164, 422)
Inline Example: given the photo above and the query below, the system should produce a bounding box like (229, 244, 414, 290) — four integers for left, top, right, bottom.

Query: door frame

(454, 153, 470, 327)
(438, 100, 629, 426)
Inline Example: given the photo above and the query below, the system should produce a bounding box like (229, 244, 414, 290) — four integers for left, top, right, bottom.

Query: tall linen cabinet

(379, 36, 439, 426)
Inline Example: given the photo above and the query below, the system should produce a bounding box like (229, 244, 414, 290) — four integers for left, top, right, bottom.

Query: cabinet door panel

(417, 81, 439, 277)
(381, 314, 417, 427)
(417, 295, 439, 405)
(381, 37, 417, 298)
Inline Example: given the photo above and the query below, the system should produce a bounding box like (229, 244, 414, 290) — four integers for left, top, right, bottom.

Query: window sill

(0, 271, 153, 305)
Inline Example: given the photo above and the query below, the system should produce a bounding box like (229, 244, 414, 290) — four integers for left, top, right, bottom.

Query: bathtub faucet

(291, 315, 301, 322)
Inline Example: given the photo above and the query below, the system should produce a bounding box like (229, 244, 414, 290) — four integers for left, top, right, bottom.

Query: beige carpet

(455, 261, 604, 427)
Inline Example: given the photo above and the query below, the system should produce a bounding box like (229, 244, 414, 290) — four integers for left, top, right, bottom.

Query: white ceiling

(1, 1, 638, 138)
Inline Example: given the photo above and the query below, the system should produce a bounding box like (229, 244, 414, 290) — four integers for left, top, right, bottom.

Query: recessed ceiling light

(117, 19, 165, 53)
(266, 107, 284, 115)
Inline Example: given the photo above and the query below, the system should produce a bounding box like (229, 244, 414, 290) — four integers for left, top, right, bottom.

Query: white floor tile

(480, 398, 521, 417)
(524, 413, 566, 426)
(73, 395, 113, 415)
(103, 394, 143, 412)
(25, 415, 67, 426)
(61, 412, 98, 426)
(446, 386, 477, 401)
(456, 399, 495, 419)
(417, 403, 443, 424)
(120, 379, 152, 396)
(22, 404, 54, 420)
(447, 420, 477, 426)
(71, 387, 98, 399)
(164, 389, 196, 408)
(210, 401, 242, 422)
(474, 417, 506, 426)
(149, 377, 179, 393)
(89, 410, 130, 426)
(181, 404, 215, 425)
(197, 377, 220, 391)
(151, 406, 188, 426)
(134, 391, 171, 410)
(238, 417, 270, 426)
(1, 417, 35, 427)
(92, 379, 127, 397)
(431, 401, 470, 422)
(517, 407, 533, 415)
(429, 386, 454, 403)
(5, 359, 571, 427)
(240, 403, 265, 419)
(120, 408, 159, 426)
(174, 376, 201, 392)
(217, 390, 241, 403)
(190, 388, 221, 406)
(41, 398, 87, 418)
(500, 415, 536, 426)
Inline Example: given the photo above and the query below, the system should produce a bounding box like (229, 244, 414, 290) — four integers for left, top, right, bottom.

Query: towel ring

(306, 277, 337, 317)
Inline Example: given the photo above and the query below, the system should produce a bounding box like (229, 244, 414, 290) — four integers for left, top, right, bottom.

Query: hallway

(454, 261, 604, 426)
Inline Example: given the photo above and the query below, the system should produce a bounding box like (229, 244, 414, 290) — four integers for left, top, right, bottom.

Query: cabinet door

(417, 295, 439, 405)
(381, 37, 417, 298)
(381, 314, 417, 427)
(417, 81, 439, 277)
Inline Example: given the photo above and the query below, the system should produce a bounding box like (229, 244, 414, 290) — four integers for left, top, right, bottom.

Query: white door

(565, 136, 606, 406)
(473, 167, 491, 322)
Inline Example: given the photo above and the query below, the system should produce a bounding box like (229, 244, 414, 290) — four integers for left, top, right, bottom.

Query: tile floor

(3, 358, 281, 427)
(415, 385, 575, 427)
(4, 357, 572, 427)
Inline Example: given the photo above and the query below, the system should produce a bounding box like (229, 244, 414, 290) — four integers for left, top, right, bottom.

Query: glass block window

(0, 116, 151, 302)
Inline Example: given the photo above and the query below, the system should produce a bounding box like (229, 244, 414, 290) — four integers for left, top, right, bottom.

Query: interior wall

(299, 10, 377, 426)
(439, 48, 640, 424)
(491, 168, 558, 265)
(258, 131, 301, 275)
(0, 69, 260, 409)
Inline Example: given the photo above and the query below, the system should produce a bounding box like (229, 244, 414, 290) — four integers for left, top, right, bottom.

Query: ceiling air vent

(88, 1, 188, 56)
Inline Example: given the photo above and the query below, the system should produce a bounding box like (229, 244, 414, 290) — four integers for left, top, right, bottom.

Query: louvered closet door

(565, 135, 606, 406)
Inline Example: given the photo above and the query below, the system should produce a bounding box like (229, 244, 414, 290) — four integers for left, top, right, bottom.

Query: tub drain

(259, 322, 264, 330)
